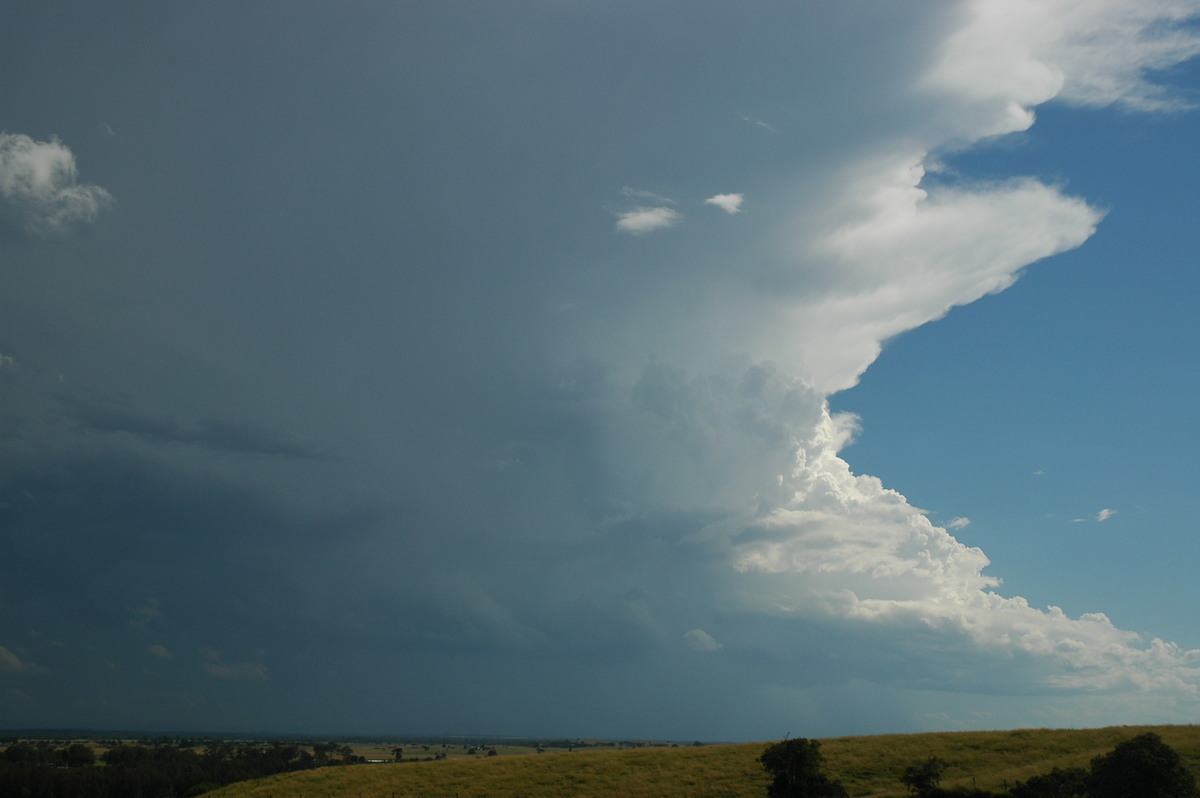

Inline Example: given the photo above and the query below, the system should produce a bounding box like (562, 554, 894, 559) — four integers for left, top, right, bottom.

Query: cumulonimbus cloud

(3, 0, 1198, 738)
(577, 0, 1200, 714)
(0, 132, 113, 235)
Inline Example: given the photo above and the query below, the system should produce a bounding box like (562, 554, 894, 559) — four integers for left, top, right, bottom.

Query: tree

(62, 743, 96, 767)
(758, 738, 849, 798)
(1087, 732, 1199, 798)
(901, 756, 948, 796)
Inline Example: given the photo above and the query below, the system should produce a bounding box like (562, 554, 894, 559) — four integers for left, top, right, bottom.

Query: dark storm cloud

(0, 448, 370, 616)
(62, 394, 325, 460)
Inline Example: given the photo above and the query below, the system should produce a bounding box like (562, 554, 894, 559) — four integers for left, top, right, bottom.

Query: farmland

(207, 724, 1200, 798)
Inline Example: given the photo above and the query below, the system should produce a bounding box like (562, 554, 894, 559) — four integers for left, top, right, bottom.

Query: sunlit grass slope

(208, 724, 1200, 798)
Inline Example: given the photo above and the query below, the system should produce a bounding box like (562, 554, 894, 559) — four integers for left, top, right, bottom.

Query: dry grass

(207, 724, 1200, 798)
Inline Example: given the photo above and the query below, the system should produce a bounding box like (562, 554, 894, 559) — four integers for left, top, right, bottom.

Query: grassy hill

(207, 724, 1200, 798)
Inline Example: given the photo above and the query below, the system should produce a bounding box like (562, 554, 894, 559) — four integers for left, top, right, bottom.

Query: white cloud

(1097, 508, 1117, 522)
(684, 629, 723, 652)
(615, 206, 681, 235)
(0, 132, 113, 234)
(775, 167, 1101, 392)
(148, 644, 172, 660)
(705, 193, 744, 214)
(922, 0, 1200, 140)
(948, 517, 971, 530)
(716, 399, 1200, 698)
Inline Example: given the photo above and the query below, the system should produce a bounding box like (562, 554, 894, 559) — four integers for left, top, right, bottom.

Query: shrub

(901, 756, 948, 796)
(1009, 766, 1087, 798)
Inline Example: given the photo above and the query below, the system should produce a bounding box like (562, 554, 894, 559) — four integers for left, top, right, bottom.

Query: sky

(2, 1, 1200, 742)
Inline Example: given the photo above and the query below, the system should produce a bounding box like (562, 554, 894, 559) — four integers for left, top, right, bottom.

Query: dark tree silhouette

(758, 738, 848, 798)
(1087, 732, 1199, 798)
(61, 743, 95, 767)
(902, 756, 948, 796)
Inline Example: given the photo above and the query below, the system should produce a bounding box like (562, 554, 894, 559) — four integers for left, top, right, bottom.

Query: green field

(206, 724, 1200, 798)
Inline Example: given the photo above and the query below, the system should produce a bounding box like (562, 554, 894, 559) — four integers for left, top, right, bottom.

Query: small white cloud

(0, 353, 15, 370)
(684, 628, 723, 652)
(947, 517, 971, 530)
(1097, 508, 1117, 522)
(616, 206, 681, 235)
(0, 132, 113, 234)
(705, 193, 745, 214)
(148, 644, 172, 660)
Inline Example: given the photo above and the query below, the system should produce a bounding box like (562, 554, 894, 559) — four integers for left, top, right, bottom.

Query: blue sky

(831, 93, 1200, 646)
(2, 1, 1200, 741)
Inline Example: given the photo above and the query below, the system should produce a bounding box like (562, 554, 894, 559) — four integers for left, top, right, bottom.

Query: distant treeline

(0, 739, 364, 798)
